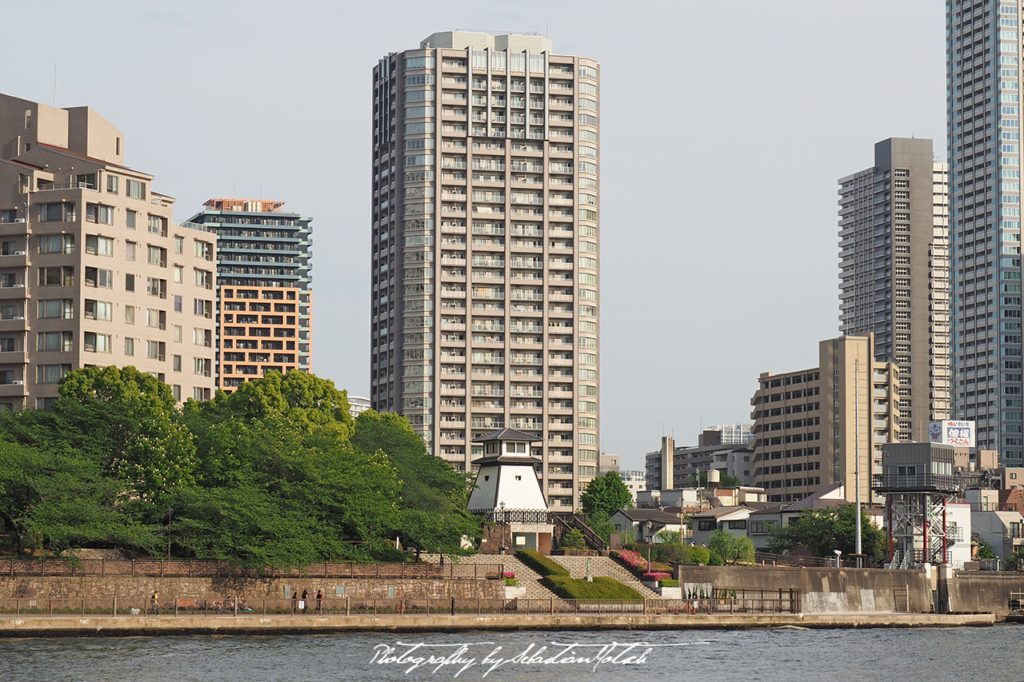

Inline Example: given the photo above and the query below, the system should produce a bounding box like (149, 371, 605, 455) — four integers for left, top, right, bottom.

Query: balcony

(871, 473, 962, 494)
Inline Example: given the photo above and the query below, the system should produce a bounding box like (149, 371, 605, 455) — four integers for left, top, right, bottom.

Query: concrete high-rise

(371, 31, 600, 509)
(838, 138, 951, 442)
(189, 199, 312, 392)
(750, 334, 901, 504)
(0, 93, 216, 408)
(948, 2, 1024, 464)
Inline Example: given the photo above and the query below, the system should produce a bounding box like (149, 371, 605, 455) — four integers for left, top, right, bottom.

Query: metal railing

(0, 558, 504, 580)
(474, 509, 550, 524)
(0, 595, 800, 618)
(871, 473, 962, 493)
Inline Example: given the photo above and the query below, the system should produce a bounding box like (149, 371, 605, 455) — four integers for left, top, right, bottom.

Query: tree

(767, 505, 886, 561)
(654, 529, 682, 544)
(691, 471, 742, 487)
(560, 529, 587, 550)
(708, 528, 755, 565)
(580, 471, 633, 519)
(977, 539, 996, 560)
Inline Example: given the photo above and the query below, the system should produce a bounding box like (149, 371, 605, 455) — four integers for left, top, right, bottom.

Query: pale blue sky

(5, 0, 946, 469)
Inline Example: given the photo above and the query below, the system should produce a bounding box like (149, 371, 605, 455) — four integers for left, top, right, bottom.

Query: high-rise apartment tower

(189, 199, 312, 392)
(0, 93, 217, 408)
(838, 137, 951, 442)
(948, 2, 1024, 464)
(371, 31, 601, 509)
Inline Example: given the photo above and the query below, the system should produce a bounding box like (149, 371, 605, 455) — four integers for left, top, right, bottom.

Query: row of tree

(0, 367, 480, 568)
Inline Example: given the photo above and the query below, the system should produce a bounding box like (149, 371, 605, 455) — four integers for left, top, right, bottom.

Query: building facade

(698, 424, 754, 446)
(750, 334, 901, 504)
(189, 199, 312, 392)
(371, 31, 601, 509)
(947, 3, 1023, 464)
(838, 137, 950, 442)
(0, 93, 216, 408)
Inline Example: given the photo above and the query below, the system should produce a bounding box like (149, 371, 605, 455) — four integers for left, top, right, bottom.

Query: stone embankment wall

(677, 565, 932, 613)
(943, 572, 1024, 616)
(0, 576, 504, 602)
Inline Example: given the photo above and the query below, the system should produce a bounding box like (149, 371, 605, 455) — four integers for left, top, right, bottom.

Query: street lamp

(645, 520, 653, 571)
(834, 549, 842, 569)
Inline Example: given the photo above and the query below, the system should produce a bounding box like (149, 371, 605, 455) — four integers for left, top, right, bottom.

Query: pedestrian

(316, 589, 323, 613)
(292, 590, 297, 613)
(301, 589, 308, 613)
(151, 591, 160, 616)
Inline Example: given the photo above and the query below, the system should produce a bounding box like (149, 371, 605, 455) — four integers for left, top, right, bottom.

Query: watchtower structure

(874, 442, 962, 569)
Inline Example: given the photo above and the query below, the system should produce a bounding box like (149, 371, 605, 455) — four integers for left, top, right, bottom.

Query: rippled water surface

(2, 626, 1022, 682)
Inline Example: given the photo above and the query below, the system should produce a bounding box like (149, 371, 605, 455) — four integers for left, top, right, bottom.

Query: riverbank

(0, 611, 997, 637)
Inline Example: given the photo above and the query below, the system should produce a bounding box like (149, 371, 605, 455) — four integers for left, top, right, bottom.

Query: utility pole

(855, 358, 862, 559)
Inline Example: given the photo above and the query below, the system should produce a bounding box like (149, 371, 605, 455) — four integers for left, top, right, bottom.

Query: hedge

(661, 579, 679, 588)
(516, 550, 570, 577)
(543, 576, 643, 600)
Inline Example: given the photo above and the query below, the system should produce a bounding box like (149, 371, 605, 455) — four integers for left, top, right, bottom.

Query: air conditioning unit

(11, 380, 23, 385)
(13, 218, 25, 223)
(12, 251, 25, 255)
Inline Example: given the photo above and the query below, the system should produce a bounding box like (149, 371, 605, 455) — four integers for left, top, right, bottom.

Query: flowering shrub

(503, 571, 515, 579)
(641, 572, 672, 581)
(612, 550, 648, 573)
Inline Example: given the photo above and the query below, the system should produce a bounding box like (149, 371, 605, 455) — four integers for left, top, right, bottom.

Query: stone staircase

(420, 554, 559, 600)
(549, 555, 661, 600)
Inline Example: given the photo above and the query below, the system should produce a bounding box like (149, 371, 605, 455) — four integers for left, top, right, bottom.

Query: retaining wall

(943, 572, 1024, 616)
(676, 565, 932, 613)
(0, 576, 504, 602)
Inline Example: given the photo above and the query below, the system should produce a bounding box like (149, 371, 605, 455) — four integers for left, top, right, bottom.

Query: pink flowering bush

(641, 572, 672, 581)
(612, 550, 648, 573)
(503, 571, 515, 579)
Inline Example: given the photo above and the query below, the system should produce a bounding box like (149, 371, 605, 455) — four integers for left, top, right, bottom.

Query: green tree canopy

(708, 528, 755, 565)
(580, 471, 633, 519)
(767, 505, 886, 561)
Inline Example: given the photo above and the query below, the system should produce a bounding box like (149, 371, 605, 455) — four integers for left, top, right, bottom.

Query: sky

(4, 0, 947, 470)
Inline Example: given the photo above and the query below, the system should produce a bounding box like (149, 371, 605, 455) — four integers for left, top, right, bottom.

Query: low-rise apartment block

(0, 93, 216, 407)
(750, 334, 900, 504)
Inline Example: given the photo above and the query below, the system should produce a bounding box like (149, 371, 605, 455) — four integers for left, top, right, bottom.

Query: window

(173, 265, 183, 283)
(146, 277, 165, 297)
(147, 214, 166, 236)
(106, 175, 119, 194)
(174, 236, 183, 254)
(125, 273, 135, 292)
(85, 235, 114, 256)
(172, 385, 181, 402)
(84, 332, 111, 353)
(697, 520, 716, 531)
(147, 245, 165, 266)
(146, 308, 163, 328)
(727, 520, 747, 530)
(0, 304, 21, 320)
(172, 355, 181, 372)
(38, 234, 74, 254)
(126, 210, 136, 229)
(38, 299, 72, 319)
(146, 340, 164, 360)
(85, 204, 114, 225)
(36, 331, 72, 352)
(194, 240, 212, 261)
(39, 203, 75, 222)
(124, 337, 134, 356)
(84, 299, 112, 321)
(193, 387, 209, 401)
(193, 328, 212, 347)
(39, 266, 72, 286)
(194, 357, 210, 376)
(194, 299, 212, 318)
(173, 325, 182, 343)
(85, 267, 112, 288)
(173, 295, 182, 312)
(126, 241, 136, 261)
(195, 269, 211, 289)
(127, 179, 145, 200)
(37, 364, 70, 384)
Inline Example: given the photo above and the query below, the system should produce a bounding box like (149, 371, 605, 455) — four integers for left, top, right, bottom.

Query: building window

(126, 210, 136, 229)
(172, 385, 181, 402)
(38, 203, 75, 222)
(174, 265, 183, 283)
(127, 179, 145, 200)
(174, 236, 184, 254)
(106, 175, 119, 194)
(39, 266, 73, 287)
(172, 355, 181, 372)
(84, 299, 112, 321)
(194, 358, 210, 376)
(85, 205, 114, 225)
(38, 234, 74, 254)
(84, 332, 111, 353)
(85, 267, 112, 288)
(125, 337, 134, 356)
(126, 241, 136, 261)
(36, 364, 71, 384)
(125, 273, 135, 292)
(85, 235, 114, 256)
(37, 299, 72, 319)
(36, 331, 72, 352)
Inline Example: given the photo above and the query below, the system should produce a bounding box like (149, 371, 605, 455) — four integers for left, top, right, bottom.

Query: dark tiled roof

(472, 428, 541, 443)
(615, 508, 680, 523)
(472, 455, 540, 467)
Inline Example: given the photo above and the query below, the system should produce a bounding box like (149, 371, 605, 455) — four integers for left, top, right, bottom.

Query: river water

(2, 626, 1022, 682)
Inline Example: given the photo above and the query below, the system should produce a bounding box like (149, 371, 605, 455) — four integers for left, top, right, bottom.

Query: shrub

(516, 549, 569, 577)
(503, 571, 515, 579)
(641, 572, 672, 581)
(505, 578, 519, 586)
(650, 542, 690, 565)
(543, 576, 643, 600)
(688, 546, 710, 565)
(612, 549, 648, 573)
(708, 550, 724, 566)
(560, 529, 587, 550)
(661, 579, 679, 588)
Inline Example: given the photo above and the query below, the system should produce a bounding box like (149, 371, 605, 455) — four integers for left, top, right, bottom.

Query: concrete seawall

(0, 612, 996, 637)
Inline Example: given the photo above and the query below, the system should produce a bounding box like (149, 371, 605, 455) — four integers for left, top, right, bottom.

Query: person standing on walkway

(316, 589, 323, 613)
(150, 592, 160, 616)
(292, 590, 297, 614)
(301, 589, 308, 613)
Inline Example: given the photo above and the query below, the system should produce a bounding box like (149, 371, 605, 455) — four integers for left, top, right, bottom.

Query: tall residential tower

(371, 31, 600, 509)
(189, 199, 312, 392)
(948, 2, 1023, 464)
(838, 137, 950, 442)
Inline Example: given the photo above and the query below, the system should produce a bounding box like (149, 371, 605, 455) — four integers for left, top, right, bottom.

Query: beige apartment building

(838, 138, 950, 442)
(371, 31, 600, 509)
(750, 334, 900, 504)
(0, 93, 216, 408)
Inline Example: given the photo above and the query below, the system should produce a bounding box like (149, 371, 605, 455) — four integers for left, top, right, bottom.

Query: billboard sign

(928, 421, 975, 448)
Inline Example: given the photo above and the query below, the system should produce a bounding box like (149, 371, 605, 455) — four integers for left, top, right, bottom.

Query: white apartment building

(370, 31, 601, 509)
